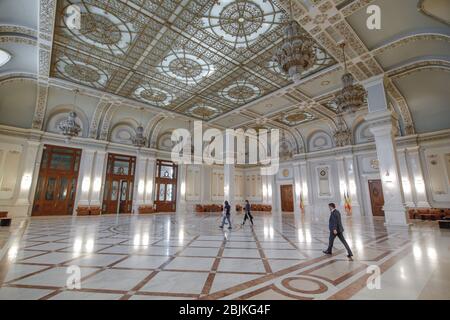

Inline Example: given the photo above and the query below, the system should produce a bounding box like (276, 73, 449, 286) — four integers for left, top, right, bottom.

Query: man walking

(323, 203, 353, 258)
(220, 201, 232, 230)
(242, 200, 254, 226)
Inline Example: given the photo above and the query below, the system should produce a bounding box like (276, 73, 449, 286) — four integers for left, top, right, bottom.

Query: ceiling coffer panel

(51, 0, 336, 119)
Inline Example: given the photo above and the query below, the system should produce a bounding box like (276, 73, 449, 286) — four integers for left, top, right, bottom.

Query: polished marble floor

(0, 212, 449, 300)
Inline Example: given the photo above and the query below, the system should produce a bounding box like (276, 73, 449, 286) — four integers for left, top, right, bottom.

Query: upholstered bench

(0, 211, 11, 227)
(438, 217, 450, 229)
(139, 205, 157, 214)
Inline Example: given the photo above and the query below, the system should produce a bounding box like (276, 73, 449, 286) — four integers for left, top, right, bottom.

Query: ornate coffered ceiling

(50, 0, 336, 120)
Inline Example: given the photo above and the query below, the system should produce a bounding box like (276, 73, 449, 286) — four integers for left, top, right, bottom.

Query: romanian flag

(344, 191, 352, 215)
(300, 192, 305, 214)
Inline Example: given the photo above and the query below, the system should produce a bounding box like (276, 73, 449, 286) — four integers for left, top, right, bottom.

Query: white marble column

(345, 155, 362, 216)
(364, 75, 408, 226)
(133, 154, 147, 214)
(176, 163, 187, 213)
(336, 156, 347, 209)
(90, 150, 106, 207)
(224, 130, 235, 214)
(293, 163, 301, 214)
(299, 160, 310, 213)
(145, 158, 156, 205)
(15, 140, 41, 216)
(397, 148, 415, 208)
(76, 149, 95, 208)
(408, 147, 430, 208)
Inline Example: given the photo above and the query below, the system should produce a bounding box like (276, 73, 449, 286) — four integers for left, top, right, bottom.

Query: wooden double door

(280, 184, 294, 212)
(102, 153, 136, 214)
(154, 160, 178, 212)
(368, 179, 385, 216)
(33, 145, 82, 216)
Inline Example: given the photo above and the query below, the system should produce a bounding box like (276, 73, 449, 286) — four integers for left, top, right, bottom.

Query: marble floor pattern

(0, 212, 449, 300)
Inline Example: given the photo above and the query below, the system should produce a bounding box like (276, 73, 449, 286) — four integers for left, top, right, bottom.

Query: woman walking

(220, 201, 232, 230)
(242, 200, 254, 226)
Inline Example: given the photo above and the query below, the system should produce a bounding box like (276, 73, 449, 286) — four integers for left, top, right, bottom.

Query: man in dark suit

(323, 203, 353, 258)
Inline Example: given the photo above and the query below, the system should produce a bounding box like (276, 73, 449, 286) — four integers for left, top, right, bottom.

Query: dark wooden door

(32, 145, 81, 216)
(280, 185, 294, 212)
(154, 160, 177, 212)
(369, 179, 385, 216)
(102, 154, 136, 214)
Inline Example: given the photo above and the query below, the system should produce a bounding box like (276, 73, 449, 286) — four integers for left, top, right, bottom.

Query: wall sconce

(81, 177, 91, 193)
(138, 179, 145, 194)
(402, 178, 411, 195)
(180, 181, 186, 196)
(415, 178, 425, 194)
(295, 183, 301, 197)
(383, 170, 393, 184)
(93, 177, 102, 193)
(20, 174, 32, 191)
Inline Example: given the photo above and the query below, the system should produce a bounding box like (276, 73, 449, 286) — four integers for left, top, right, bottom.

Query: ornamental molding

(0, 35, 37, 46)
(0, 25, 37, 38)
(31, 84, 49, 130)
(99, 103, 120, 140)
(88, 98, 111, 139)
(372, 33, 450, 56)
(387, 59, 450, 79)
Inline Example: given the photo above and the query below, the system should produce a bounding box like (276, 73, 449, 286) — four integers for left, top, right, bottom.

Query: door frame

(32, 144, 82, 216)
(275, 180, 294, 212)
(361, 173, 381, 217)
(102, 153, 136, 214)
(280, 184, 294, 213)
(368, 179, 385, 217)
(154, 159, 178, 212)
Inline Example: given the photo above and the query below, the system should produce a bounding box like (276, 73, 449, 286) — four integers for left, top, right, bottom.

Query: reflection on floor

(0, 212, 449, 300)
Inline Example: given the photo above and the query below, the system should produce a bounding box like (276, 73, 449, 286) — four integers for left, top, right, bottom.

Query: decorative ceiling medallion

(221, 80, 261, 104)
(158, 50, 214, 84)
(134, 85, 173, 107)
(62, 2, 135, 55)
(280, 111, 314, 126)
(201, 0, 283, 48)
(187, 104, 220, 119)
(56, 57, 108, 88)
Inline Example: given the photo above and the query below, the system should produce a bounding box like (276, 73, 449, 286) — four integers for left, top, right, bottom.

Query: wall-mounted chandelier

(273, 0, 316, 82)
(59, 89, 82, 138)
(132, 125, 147, 147)
(333, 43, 366, 113)
(132, 108, 147, 147)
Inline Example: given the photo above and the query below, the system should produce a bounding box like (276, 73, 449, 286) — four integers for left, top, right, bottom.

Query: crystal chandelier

(132, 108, 147, 147)
(333, 113, 352, 147)
(59, 89, 81, 138)
(333, 43, 366, 113)
(273, 0, 316, 82)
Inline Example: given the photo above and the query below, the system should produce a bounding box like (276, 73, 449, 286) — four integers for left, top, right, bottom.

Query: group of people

(218, 201, 353, 259)
(219, 199, 254, 230)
